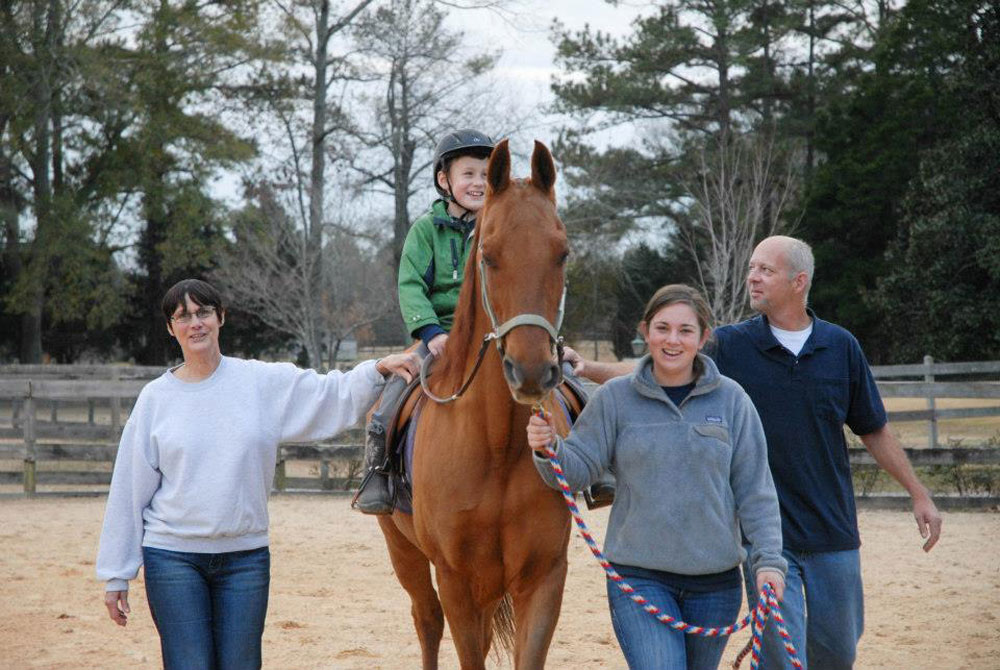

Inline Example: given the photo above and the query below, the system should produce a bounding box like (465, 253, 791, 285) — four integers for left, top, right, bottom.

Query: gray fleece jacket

(534, 354, 786, 578)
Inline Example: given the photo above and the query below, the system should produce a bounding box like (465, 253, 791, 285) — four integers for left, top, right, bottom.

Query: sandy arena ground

(0, 497, 997, 670)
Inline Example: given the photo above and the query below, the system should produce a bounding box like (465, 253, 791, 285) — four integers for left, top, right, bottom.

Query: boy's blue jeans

(142, 546, 270, 670)
(606, 564, 742, 670)
(743, 548, 864, 670)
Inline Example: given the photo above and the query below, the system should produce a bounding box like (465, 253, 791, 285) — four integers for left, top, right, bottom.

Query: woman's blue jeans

(743, 548, 864, 670)
(606, 565, 742, 670)
(142, 546, 270, 670)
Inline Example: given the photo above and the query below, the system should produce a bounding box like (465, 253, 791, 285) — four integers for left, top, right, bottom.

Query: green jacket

(398, 200, 476, 337)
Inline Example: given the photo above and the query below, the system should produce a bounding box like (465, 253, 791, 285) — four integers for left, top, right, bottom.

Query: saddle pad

(388, 399, 422, 515)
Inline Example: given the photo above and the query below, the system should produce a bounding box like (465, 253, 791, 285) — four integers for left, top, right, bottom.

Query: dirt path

(0, 497, 996, 669)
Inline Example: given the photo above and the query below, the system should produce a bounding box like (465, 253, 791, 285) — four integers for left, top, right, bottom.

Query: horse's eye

(558, 251, 569, 265)
(483, 255, 495, 268)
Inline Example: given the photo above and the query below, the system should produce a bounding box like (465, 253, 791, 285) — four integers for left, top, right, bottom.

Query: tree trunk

(21, 291, 44, 363)
(805, 0, 816, 182)
(0, 131, 37, 362)
(136, 6, 172, 365)
(390, 59, 415, 343)
(21, 0, 58, 363)
(138, 207, 168, 364)
(760, 0, 773, 124)
(716, 23, 731, 135)
(303, 0, 331, 369)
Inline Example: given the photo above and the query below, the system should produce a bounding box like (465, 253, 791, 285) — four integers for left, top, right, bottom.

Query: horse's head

(477, 139, 568, 404)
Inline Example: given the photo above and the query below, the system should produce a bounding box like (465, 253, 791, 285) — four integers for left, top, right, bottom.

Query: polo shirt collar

(748, 308, 831, 356)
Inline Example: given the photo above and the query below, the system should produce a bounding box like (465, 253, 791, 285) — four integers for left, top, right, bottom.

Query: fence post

(109, 368, 122, 437)
(320, 459, 330, 490)
(274, 446, 287, 492)
(23, 385, 36, 495)
(924, 355, 937, 449)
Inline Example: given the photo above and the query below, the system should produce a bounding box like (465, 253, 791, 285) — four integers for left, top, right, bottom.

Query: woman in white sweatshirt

(96, 279, 418, 670)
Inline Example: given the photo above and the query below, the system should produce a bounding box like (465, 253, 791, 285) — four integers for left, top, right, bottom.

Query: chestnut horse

(376, 139, 573, 670)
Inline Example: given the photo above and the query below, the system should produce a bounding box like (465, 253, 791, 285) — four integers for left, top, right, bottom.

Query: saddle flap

(387, 376, 423, 449)
(556, 374, 588, 421)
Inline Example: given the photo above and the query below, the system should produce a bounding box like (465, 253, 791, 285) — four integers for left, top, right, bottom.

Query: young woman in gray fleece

(527, 284, 786, 670)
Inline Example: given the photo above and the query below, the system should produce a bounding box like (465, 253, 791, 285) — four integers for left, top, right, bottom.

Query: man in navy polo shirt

(564, 235, 942, 669)
(718, 235, 941, 669)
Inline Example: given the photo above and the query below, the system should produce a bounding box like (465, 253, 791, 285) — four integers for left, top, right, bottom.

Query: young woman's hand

(526, 413, 556, 453)
(755, 570, 785, 602)
(427, 333, 448, 358)
(104, 590, 130, 626)
(375, 352, 421, 383)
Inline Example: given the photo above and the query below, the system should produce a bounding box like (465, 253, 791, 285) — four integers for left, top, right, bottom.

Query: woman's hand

(375, 352, 421, 383)
(427, 333, 448, 358)
(526, 413, 556, 453)
(104, 590, 130, 627)
(755, 570, 785, 602)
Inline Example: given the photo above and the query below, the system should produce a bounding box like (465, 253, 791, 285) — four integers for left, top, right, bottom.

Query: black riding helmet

(433, 129, 495, 200)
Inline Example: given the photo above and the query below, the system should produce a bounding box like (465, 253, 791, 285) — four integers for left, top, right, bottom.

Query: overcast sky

(436, 1, 650, 168)
(447, 2, 647, 113)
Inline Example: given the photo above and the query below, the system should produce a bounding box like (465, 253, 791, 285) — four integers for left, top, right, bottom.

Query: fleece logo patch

(705, 415, 723, 423)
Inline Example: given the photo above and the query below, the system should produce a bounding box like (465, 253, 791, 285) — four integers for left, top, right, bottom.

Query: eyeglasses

(171, 306, 216, 324)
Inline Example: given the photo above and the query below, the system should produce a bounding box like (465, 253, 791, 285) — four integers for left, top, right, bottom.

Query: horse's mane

(432, 220, 486, 389)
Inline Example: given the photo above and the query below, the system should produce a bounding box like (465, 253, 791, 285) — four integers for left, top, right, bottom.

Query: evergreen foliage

(552, 0, 1000, 362)
(872, 2, 1000, 361)
(1, 0, 998, 365)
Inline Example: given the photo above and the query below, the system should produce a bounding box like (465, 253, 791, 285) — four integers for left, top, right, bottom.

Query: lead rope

(531, 406, 803, 669)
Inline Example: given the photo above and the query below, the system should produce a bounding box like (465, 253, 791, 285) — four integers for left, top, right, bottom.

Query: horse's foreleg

(435, 567, 492, 670)
(377, 517, 444, 670)
(509, 559, 568, 670)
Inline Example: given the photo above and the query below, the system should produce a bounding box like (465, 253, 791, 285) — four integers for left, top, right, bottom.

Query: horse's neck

(467, 305, 513, 406)
(453, 305, 529, 454)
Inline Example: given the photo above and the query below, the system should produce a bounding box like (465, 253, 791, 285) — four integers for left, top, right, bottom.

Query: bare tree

(213, 182, 394, 368)
(346, 0, 507, 269)
(237, 0, 378, 366)
(682, 130, 803, 325)
(230, 0, 525, 360)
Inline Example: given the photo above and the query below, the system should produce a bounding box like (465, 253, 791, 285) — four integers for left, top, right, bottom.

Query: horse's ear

(488, 139, 511, 196)
(530, 140, 557, 202)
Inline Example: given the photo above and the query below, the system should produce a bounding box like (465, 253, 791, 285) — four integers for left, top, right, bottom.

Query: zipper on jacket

(450, 238, 459, 280)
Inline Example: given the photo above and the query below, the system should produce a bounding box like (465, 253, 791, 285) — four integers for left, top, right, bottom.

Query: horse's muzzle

(502, 355, 562, 401)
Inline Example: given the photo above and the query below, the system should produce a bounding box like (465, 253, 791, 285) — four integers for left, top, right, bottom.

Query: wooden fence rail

(1, 358, 999, 506)
(873, 355, 1000, 450)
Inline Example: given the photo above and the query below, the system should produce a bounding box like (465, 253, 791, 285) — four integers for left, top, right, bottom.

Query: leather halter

(477, 252, 566, 355)
(419, 246, 566, 404)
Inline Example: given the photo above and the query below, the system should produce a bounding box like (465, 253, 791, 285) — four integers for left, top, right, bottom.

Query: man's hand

(375, 352, 421, 383)
(104, 590, 129, 627)
(560, 345, 635, 384)
(859, 425, 943, 553)
(913, 495, 942, 552)
(561, 346, 586, 376)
